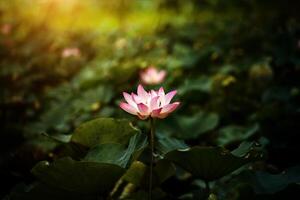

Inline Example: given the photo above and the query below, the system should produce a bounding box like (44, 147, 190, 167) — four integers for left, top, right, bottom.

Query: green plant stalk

(149, 117, 155, 200)
(205, 180, 210, 195)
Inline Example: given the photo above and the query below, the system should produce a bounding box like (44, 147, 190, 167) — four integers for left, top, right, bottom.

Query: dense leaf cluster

(1, 0, 300, 199)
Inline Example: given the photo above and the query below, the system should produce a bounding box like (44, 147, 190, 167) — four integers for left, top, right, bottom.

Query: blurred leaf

(217, 124, 259, 146)
(166, 146, 262, 181)
(240, 165, 300, 194)
(73, 85, 114, 109)
(29, 85, 114, 135)
(156, 134, 189, 156)
(231, 141, 259, 157)
(173, 44, 200, 69)
(51, 134, 72, 143)
(25, 135, 61, 153)
(178, 76, 213, 95)
(31, 157, 125, 194)
(176, 112, 219, 139)
(71, 118, 140, 148)
(262, 86, 292, 103)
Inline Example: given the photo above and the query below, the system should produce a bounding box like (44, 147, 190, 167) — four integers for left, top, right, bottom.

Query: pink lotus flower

(120, 85, 180, 120)
(140, 66, 167, 85)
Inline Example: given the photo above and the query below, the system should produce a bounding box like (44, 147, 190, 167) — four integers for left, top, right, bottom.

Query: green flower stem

(149, 117, 155, 200)
(205, 180, 210, 195)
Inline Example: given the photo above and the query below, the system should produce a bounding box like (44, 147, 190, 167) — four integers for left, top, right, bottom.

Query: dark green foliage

(2, 0, 300, 199)
(165, 146, 262, 181)
(31, 157, 125, 194)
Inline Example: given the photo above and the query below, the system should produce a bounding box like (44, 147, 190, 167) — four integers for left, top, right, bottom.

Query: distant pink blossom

(120, 84, 180, 120)
(140, 66, 167, 85)
(1, 24, 12, 35)
(61, 47, 80, 58)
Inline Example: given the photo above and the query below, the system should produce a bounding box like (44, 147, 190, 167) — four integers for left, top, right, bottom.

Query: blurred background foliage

(1, 0, 300, 199)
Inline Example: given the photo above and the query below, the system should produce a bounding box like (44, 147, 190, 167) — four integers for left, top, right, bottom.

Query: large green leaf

(84, 132, 147, 168)
(31, 157, 125, 194)
(165, 146, 261, 181)
(71, 118, 140, 148)
(158, 111, 219, 140)
(84, 143, 125, 166)
(125, 132, 148, 162)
